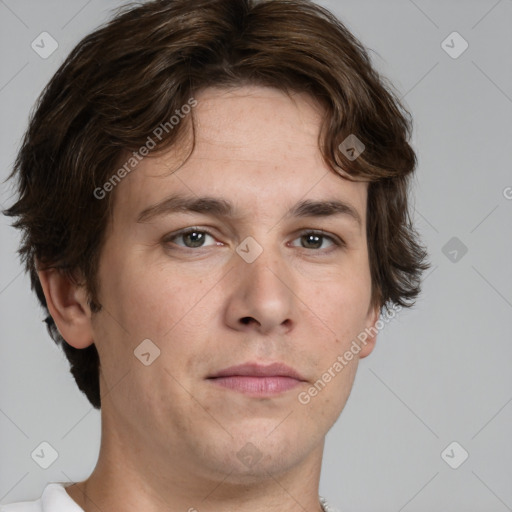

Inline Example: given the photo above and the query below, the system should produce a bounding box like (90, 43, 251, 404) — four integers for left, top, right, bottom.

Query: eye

(290, 231, 342, 250)
(163, 228, 343, 251)
(165, 228, 219, 249)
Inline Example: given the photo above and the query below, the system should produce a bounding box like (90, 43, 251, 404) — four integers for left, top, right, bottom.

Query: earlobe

(37, 266, 94, 349)
(359, 304, 380, 359)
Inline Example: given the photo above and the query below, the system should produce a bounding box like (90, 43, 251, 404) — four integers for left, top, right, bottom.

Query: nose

(224, 245, 295, 336)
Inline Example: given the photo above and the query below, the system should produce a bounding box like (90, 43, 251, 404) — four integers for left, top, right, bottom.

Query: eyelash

(163, 227, 345, 252)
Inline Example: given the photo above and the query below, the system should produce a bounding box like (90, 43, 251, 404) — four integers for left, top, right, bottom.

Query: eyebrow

(136, 194, 362, 226)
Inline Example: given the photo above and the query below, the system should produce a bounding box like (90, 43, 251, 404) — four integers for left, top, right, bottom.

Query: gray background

(1, 1, 511, 511)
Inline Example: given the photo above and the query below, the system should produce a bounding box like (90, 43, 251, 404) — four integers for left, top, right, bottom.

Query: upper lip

(208, 362, 307, 381)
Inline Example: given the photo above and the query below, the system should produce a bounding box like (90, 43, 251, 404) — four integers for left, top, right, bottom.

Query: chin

(195, 423, 323, 482)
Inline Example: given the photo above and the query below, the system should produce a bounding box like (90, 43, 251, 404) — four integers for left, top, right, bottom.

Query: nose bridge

(227, 233, 295, 333)
(237, 233, 287, 290)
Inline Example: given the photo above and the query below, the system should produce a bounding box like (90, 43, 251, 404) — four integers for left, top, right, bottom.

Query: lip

(209, 362, 306, 380)
(207, 363, 307, 396)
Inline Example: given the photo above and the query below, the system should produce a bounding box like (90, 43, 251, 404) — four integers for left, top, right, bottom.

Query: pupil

(186, 231, 204, 247)
(304, 234, 321, 248)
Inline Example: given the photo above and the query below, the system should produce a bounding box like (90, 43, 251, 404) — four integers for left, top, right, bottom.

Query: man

(2, 0, 428, 510)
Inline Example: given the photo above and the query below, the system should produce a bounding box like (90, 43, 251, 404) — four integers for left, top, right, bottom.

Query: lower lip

(208, 376, 302, 395)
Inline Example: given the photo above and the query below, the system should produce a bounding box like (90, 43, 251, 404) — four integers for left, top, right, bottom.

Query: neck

(66, 410, 326, 512)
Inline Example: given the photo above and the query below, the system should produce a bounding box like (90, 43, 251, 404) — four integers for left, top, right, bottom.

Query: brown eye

(301, 233, 324, 249)
(291, 231, 341, 250)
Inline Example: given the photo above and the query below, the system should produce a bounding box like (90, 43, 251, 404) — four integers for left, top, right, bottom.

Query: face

(88, 86, 378, 483)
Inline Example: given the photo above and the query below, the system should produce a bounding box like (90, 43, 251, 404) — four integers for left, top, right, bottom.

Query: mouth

(207, 362, 307, 396)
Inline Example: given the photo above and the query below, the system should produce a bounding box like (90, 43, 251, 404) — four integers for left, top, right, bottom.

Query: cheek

(98, 251, 204, 339)
(311, 268, 372, 341)
(302, 266, 372, 412)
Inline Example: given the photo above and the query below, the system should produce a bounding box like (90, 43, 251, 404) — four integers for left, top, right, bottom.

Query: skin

(39, 85, 379, 512)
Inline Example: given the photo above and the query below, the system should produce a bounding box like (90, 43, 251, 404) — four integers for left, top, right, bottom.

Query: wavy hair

(3, 0, 429, 409)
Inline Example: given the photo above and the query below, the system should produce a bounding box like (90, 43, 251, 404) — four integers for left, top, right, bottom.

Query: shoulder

(0, 483, 82, 512)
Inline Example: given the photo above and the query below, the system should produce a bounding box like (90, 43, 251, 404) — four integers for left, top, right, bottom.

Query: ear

(37, 266, 95, 349)
(358, 303, 380, 359)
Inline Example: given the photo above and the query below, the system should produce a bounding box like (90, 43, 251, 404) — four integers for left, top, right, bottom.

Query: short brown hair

(3, 0, 428, 409)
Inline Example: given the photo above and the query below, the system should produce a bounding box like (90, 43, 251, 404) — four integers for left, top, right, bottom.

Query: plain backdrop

(1, 1, 511, 511)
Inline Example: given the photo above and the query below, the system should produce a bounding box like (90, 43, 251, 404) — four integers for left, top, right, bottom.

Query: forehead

(110, 86, 367, 224)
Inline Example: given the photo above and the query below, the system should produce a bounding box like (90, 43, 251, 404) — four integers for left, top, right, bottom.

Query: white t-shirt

(0, 483, 82, 512)
(1, 483, 340, 511)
